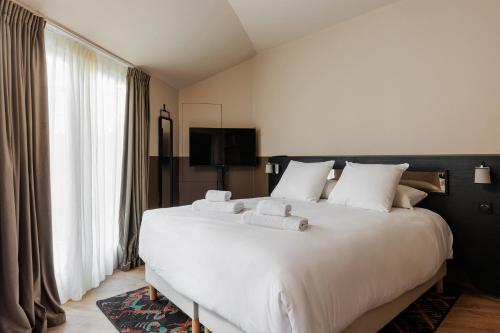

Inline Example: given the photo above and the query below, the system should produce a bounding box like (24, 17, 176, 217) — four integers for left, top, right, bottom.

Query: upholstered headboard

(267, 155, 500, 296)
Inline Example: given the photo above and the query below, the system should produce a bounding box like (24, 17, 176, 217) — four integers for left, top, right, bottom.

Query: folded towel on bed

(193, 199, 244, 213)
(241, 211, 308, 231)
(256, 200, 292, 217)
(205, 190, 232, 202)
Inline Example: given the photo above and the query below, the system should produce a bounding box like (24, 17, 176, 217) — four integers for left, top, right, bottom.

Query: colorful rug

(97, 286, 460, 333)
(96, 287, 199, 332)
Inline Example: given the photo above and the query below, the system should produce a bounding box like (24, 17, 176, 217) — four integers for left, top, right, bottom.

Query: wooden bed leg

(192, 318, 201, 333)
(149, 285, 158, 301)
(204, 327, 212, 333)
(435, 278, 444, 294)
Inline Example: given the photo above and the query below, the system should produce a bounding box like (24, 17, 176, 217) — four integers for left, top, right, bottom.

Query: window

(45, 27, 127, 303)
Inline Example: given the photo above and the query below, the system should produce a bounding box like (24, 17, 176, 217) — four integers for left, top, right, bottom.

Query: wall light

(274, 163, 279, 174)
(265, 162, 273, 174)
(474, 162, 491, 184)
(265, 162, 280, 174)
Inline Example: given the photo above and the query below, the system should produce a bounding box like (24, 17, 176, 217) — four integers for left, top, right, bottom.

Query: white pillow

(271, 160, 335, 202)
(328, 162, 409, 212)
(393, 185, 427, 209)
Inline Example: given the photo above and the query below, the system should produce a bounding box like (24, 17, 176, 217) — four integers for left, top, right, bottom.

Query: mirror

(160, 118, 172, 157)
(159, 109, 174, 207)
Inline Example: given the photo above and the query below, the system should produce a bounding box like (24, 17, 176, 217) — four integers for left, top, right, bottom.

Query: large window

(45, 27, 127, 303)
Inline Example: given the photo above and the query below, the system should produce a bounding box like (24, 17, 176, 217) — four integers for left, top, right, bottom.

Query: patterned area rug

(96, 287, 198, 332)
(97, 286, 460, 333)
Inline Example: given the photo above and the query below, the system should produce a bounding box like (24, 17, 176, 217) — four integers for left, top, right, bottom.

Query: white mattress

(139, 198, 453, 333)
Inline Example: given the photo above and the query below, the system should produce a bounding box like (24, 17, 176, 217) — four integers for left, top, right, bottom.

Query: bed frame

(146, 263, 446, 333)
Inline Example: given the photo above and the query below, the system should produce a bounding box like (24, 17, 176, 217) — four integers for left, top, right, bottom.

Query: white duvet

(139, 198, 453, 333)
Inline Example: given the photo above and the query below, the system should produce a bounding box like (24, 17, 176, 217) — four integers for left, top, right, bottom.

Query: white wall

(179, 60, 254, 156)
(149, 76, 179, 156)
(180, 0, 500, 156)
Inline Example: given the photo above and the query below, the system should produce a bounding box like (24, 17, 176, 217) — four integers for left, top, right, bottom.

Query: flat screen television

(189, 128, 256, 166)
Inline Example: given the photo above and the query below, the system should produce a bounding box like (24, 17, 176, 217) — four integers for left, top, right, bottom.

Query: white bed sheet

(139, 198, 453, 333)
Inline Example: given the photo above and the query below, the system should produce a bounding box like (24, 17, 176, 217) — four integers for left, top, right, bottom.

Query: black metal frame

(158, 104, 174, 207)
(215, 164, 226, 191)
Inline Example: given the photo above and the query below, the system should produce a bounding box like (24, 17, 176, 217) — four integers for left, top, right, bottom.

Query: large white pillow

(328, 162, 409, 212)
(271, 160, 335, 202)
(393, 185, 428, 209)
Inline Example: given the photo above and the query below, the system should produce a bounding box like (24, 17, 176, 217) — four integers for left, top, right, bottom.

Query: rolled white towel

(205, 190, 232, 202)
(256, 200, 292, 217)
(241, 211, 308, 231)
(192, 199, 243, 214)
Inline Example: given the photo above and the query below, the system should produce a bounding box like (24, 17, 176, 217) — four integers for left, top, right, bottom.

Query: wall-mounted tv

(189, 128, 256, 166)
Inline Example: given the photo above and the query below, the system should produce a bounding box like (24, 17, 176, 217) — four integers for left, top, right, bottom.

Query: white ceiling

(21, 0, 256, 88)
(228, 0, 402, 51)
(20, 0, 401, 88)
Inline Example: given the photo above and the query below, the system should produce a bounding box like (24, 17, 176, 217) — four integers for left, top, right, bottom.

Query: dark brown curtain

(118, 68, 150, 271)
(0, 1, 65, 332)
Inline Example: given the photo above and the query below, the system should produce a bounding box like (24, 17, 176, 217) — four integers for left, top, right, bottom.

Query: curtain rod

(10, 0, 135, 68)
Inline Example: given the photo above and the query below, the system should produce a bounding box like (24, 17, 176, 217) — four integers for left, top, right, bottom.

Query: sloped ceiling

(20, 0, 401, 88)
(228, 0, 402, 51)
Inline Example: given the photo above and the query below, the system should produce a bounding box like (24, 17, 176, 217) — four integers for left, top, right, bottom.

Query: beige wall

(179, 60, 254, 156)
(180, 0, 500, 156)
(149, 76, 179, 156)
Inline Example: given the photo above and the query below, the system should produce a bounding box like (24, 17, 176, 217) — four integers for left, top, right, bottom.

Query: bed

(139, 197, 453, 333)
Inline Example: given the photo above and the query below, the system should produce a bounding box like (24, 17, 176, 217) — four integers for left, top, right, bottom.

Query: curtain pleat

(45, 28, 127, 303)
(0, 0, 65, 332)
(118, 68, 150, 271)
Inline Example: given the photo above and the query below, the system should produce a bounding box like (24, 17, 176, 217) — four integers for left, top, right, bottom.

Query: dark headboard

(268, 155, 500, 296)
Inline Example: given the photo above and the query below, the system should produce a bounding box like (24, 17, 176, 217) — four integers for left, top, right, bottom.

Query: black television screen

(189, 128, 256, 166)
(189, 128, 223, 166)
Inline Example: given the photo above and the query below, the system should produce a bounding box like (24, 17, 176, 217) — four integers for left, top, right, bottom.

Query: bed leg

(435, 278, 444, 294)
(192, 319, 201, 333)
(149, 285, 158, 301)
(204, 328, 212, 333)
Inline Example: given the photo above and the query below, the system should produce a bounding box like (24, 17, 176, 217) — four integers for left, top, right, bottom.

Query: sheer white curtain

(45, 28, 127, 303)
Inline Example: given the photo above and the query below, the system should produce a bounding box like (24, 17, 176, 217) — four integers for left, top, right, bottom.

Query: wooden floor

(48, 266, 500, 333)
(48, 267, 146, 333)
(438, 292, 500, 333)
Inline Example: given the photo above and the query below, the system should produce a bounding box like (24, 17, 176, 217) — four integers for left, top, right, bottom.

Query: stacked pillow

(392, 185, 428, 209)
(271, 160, 428, 212)
(320, 179, 337, 199)
(322, 181, 427, 210)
